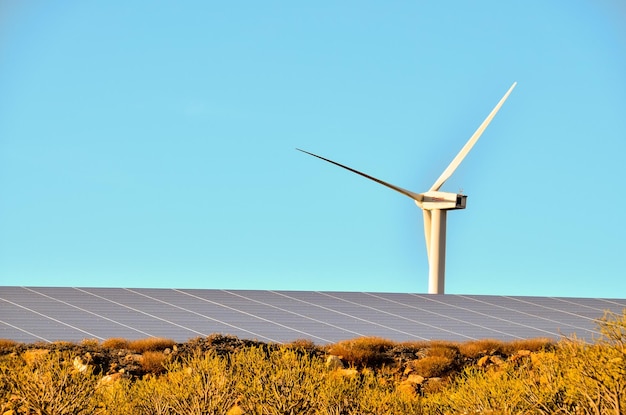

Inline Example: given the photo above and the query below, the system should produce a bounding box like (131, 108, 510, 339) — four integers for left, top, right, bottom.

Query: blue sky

(1, 1, 625, 297)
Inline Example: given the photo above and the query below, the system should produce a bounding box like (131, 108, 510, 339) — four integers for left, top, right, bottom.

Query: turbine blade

(423, 209, 432, 264)
(297, 148, 424, 202)
(429, 82, 517, 192)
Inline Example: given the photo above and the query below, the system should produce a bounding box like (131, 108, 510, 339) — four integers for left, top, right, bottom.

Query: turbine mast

(428, 210, 447, 294)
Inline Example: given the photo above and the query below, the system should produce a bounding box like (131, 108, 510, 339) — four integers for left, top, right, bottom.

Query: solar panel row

(1, 286, 624, 344)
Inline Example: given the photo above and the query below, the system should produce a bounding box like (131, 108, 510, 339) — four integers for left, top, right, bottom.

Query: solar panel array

(1, 286, 625, 344)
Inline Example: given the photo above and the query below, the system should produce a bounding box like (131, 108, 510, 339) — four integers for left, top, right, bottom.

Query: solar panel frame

(1, 286, 625, 344)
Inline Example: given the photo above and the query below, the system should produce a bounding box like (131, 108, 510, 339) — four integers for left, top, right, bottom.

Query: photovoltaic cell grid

(0, 286, 624, 344)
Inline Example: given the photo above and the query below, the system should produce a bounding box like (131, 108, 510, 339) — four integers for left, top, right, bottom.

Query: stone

(325, 355, 344, 370)
(489, 355, 505, 365)
(73, 356, 89, 373)
(124, 353, 142, 362)
(477, 355, 490, 367)
(227, 405, 246, 415)
(99, 373, 122, 386)
(407, 374, 425, 385)
(397, 380, 418, 397)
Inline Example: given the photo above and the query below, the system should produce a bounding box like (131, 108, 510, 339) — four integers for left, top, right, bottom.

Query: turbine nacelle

(417, 191, 467, 211)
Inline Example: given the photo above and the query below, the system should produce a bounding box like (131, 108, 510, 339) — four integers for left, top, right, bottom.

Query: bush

(1, 317, 626, 415)
(435, 364, 531, 414)
(0, 339, 18, 352)
(141, 351, 169, 374)
(327, 336, 395, 367)
(501, 338, 554, 355)
(128, 337, 176, 353)
(80, 338, 100, 348)
(284, 338, 319, 353)
(102, 337, 130, 349)
(410, 342, 459, 378)
(0, 351, 99, 415)
(458, 339, 504, 358)
(233, 346, 326, 415)
(556, 311, 626, 415)
(120, 350, 238, 415)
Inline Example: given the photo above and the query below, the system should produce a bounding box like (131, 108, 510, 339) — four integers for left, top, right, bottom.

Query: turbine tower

(298, 82, 516, 294)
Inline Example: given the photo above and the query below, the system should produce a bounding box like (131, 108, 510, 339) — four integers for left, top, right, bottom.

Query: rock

(124, 353, 143, 363)
(477, 355, 490, 367)
(489, 355, 504, 365)
(99, 372, 122, 386)
(325, 355, 344, 370)
(397, 380, 418, 397)
(227, 404, 246, 415)
(73, 356, 89, 373)
(407, 374, 425, 385)
(510, 349, 531, 362)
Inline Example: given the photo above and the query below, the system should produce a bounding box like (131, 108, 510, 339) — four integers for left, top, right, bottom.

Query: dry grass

(0, 339, 18, 351)
(410, 355, 454, 378)
(140, 351, 168, 374)
(327, 336, 395, 367)
(284, 338, 318, 352)
(51, 340, 74, 348)
(458, 339, 505, 358)
(80, 338, 100, 348)
(128, 337, 176, 353)
(427, 342, 460, 358)
(500, 338, 554, 355)
(397, 340, 432, 352)
(409, 342, 460, 378)
(102, 337, 130, 349)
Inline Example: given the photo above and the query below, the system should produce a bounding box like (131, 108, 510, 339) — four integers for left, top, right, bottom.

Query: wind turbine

(298, 82, 516, 294)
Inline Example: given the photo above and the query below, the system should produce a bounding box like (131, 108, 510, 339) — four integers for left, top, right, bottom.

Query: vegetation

(0, 310, 624, 414)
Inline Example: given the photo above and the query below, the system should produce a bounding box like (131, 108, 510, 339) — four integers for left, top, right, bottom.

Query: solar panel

(1, 286, 624, 344)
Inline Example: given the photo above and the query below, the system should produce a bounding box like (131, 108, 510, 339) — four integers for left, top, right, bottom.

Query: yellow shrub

(233, 346, 326, 414)
(2, 351, 99, 415)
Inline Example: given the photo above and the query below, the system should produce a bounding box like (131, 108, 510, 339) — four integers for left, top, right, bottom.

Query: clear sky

(1, 1, 625, 298)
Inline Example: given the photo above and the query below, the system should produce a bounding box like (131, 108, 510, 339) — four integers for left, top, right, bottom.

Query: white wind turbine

(298, 82, 516, 294)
